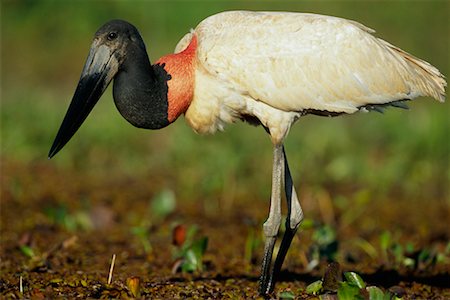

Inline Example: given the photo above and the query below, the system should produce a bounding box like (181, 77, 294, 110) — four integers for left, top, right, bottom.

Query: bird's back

(178, 11, 445, 112)
(176, 11, 446, 142)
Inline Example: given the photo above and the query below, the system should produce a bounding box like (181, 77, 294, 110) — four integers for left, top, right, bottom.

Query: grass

(304, 264, 406, 299)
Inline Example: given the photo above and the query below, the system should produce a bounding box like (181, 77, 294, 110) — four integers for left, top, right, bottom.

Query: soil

(1, 159, 449, 299)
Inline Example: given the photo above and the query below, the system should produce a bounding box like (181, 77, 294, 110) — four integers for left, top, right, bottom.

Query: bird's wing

(191, 11, 445, 114)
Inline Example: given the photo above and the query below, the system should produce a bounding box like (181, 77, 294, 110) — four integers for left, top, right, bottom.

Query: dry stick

(19, 275, 23, 294)
(107, 254, 116, 285)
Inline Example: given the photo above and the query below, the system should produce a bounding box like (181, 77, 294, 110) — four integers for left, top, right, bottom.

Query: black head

(94, 19, 148, 63)
(48, 20, 147, 158)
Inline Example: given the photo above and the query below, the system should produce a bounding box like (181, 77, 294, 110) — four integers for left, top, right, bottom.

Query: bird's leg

(267, 146, 304, 293)
(259, 144, 283, 295)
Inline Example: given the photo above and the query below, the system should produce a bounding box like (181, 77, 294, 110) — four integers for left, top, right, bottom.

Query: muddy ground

(1, 158, 449, 299)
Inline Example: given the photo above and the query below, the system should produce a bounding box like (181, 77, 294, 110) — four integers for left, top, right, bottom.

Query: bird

(48, 11, 446, 296)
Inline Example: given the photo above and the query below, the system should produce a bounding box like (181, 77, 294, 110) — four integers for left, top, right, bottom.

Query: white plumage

(176, 11, 446, 143)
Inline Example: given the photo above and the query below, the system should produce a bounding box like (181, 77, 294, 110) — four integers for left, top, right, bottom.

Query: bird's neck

(155, 35, 197, 123)
(112, 35, 197, 130)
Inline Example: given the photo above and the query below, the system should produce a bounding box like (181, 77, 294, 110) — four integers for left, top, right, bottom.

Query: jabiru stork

(48, 11, 446, 295)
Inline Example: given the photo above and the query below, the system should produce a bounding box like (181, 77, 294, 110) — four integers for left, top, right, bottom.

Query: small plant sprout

(305, 279, 323, 295)
(307, 223, 338, 270)
(18, 232, 35, 259)
(244, 227, 261, 265)
(306, 263, 401, 299)
(352, 237, 379, 260)
(377, 230, 437, 269)
(151, 188, 176, 221)
(131, 225, 153, 254)
(278, 290, 295, 299)
(44, 204, 93, 231)
(343, 272, 366, 289)
(171, 225, 209, 273)
(19, 245, 35, 259)
(367, 286, 392, 300)
(126, 276, 141, 298)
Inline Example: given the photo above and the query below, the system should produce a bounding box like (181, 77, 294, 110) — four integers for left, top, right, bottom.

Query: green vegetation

(172, 225, 209, 273)
(305, 264, 402, 299)
(45, 204, 93, 231)
(278, 290, 296, 299)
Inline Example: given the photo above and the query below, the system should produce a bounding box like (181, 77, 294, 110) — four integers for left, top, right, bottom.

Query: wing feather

(192, 11, 445, 114)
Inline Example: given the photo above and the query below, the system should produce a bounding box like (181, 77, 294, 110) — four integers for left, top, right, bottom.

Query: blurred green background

(1, 0, 449, 205)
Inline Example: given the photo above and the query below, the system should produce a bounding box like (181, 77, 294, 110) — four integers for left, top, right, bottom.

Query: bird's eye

(107, 32, 118, 41)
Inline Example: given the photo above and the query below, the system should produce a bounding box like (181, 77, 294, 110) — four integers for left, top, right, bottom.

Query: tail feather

(381, 40, 447, 102)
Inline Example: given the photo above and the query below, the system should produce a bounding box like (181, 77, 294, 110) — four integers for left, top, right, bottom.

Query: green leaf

(391, 244, 405, 266)
(299, 218, 315, 230)
(181, 249, 198, 273)
(244, 228, 260, 262)
(49, 278, 63, 284)
(191, 237, 208, 271)
(353, 238, 378, 259)
(184, 225, 198, 248)
(191, 237, 208, 259)
(151, 189, 176, 219)
(131, 226, 152, 253)
(311, 225, 338, 261)
(403, 257, 415, 268)
(418, 249, 431, 263)
(379, 231, 391, 252)
(312, 225, 336, 246)
(19, 245, 35, 258)
(305, 280, 323, 295)
(367, 286, 390, 300)
(337, 282, 362, 300)
(405, 242, 415, 253)
(278, 291, 295, 299)
(344, 272, 366, 289)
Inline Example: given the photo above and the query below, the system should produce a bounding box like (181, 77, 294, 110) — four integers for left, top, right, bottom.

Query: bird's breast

(185, 69, 300, 144)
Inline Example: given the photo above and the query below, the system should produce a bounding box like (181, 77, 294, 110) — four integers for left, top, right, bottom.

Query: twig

(19, 275, 23, 293)
(107, 254, 116, 285)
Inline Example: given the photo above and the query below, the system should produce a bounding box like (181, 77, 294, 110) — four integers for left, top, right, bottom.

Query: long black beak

(48, 41, 118, 158)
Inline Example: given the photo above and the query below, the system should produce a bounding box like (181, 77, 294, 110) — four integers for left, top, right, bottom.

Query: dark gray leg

(259, 144, 283, 295)
(264, 146, 304, 295)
